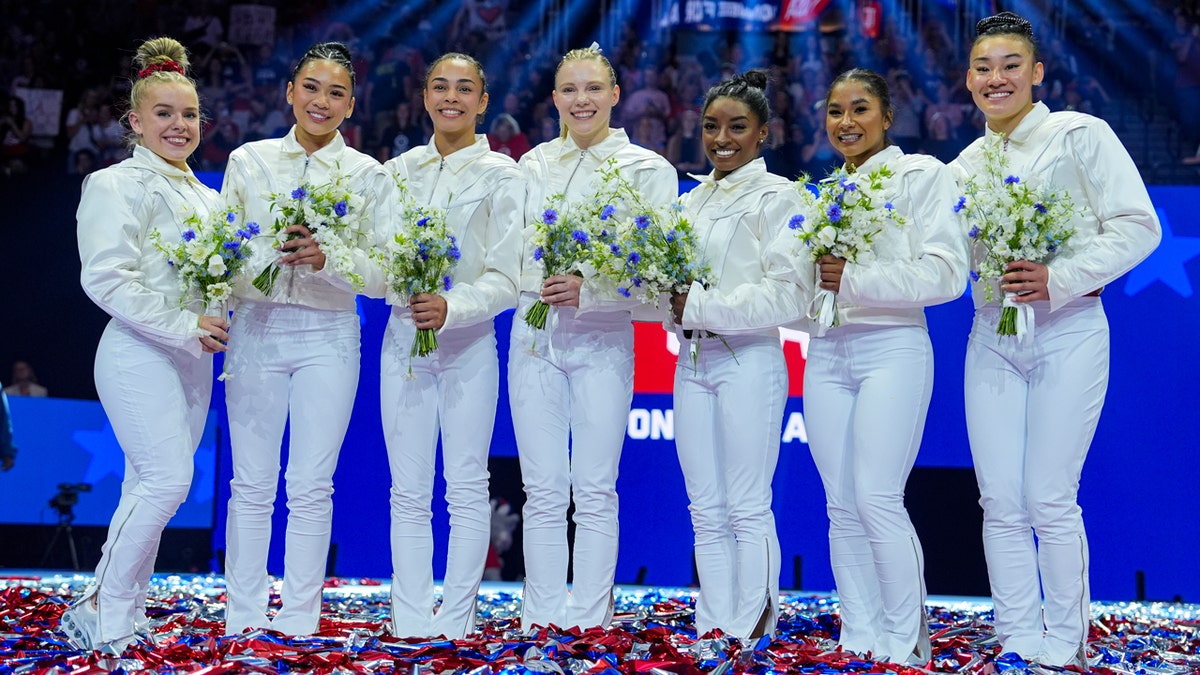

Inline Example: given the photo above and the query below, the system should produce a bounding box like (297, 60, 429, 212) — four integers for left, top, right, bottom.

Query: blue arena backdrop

(4, 180, 1196, 602)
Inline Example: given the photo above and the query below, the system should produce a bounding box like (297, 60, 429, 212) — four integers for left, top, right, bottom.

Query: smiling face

(966, 34, 1043, 136)
(286, 58, 355, 152)
(127, 80, 201, 170)
(702, 96, 767, 179)
(824, 80, 891, 169)
(424, 57, 488, 139)
(552, 59, 619, 148)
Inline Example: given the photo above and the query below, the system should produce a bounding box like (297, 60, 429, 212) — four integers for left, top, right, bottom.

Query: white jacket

(797, 145, 969, 329)
(78, 145, 224, 357)
(221, 127, 391, 311)
(950, 102, 1161, 312)
(517, 128, 678, 315)
(382, 135, 524, 331)
(677, 158, 806, 338)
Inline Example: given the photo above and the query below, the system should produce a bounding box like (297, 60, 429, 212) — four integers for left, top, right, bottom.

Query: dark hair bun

(740, 69, 768, 90)
(976, 11, 1034, 38)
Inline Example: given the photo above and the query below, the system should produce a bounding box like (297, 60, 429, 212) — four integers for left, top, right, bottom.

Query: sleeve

(309, 162, 393, 297)
(839, 160, 968, 308)
(1045, 121, 1162, 311)
(77, 170, 205, 356)
(442, 168, 525, 330)
(681, 186, 807, 334)
(579, 155, 680, 316)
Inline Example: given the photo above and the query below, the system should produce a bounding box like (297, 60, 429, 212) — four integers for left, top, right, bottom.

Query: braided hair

(701, 69, 770, 126)
(974, 11, 1039, 58)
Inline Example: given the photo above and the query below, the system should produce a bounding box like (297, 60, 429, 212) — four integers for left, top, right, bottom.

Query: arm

(77, 170, 206, 355)
(681, 186, 807, 334)
(441, 168, 525, 330)
(1044, 121, 1161, 311)
(839, 160, 969, 308)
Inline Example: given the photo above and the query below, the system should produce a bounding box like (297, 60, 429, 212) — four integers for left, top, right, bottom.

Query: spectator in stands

(487, 112, 530, 159)
(4, 361, 47, 397)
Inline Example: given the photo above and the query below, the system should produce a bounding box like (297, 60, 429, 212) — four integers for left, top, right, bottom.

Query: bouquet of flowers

(153, 205, 258, 313)
(600, 200, 712, 304)
(790, 164, 905, 335)
(523, 158, 639, 331)
(957, 134, 1076, 337)
(376, 181, 460, 368)
(252, 169, 366, 296)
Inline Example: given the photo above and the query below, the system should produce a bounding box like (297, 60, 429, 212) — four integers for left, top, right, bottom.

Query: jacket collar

(131, 144, 201, 183)
(986, 101, 1049, 147)
(690, 156, 768, 191)
(554, 128, 630, 162)
(851, 144, 903, 174)
(280, 125, 347, 166)
(413, 134, 490, 174)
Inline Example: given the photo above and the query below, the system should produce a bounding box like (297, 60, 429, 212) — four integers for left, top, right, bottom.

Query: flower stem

(998, 306, 1018, 336)
(523, 300, 549, 330)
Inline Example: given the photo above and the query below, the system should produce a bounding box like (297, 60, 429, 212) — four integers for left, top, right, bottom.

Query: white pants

(381, 310, 496, 639)
(805, 324, 932, 664)
(508, 294, 633, 631)
(673, 332, 785, 638)
(965, 300, 1106, 666)
(92, 320, 211, 642)
(223, 302, 361, 636)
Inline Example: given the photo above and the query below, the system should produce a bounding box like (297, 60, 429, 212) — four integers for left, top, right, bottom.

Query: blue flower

(885, 202, 895, 212)
(1048, 244, 1057, 253)
(827, 204, 843, 223)
(618, 286, 631, 298)
(635, 214, 651, 229)
(968, 226, 980, 239)
(247, 222, 261, 236)
(632, 277, 642, 287)
(542, 208, 558, 225)
(970, 270, 980, 282)
(533, 246, 544, 261)
(334, 200, 348, 217)
(666, 230, 677, 243)
(954, 196, 967, 213)
(788, 214, 805, 230)
(223, 241, 240, 251)
(182, 229, 196, 241)
(417, 216, 429, 227)
(839, 176, 857, 192)
(443, 275, 453, 291)
(610, 243, 621, 255)
(226, 211, 236, 223)
(1034, 203, 1047, 214)
(292, 187, 307, 200)
(1004, 175, 1020, 185)
(600, 204, 616, 220)
(572, 229, 589, 244)
(627, 252, 641, 265)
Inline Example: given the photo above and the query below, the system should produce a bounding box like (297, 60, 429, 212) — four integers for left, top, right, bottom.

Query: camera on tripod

(49, 482, 92, 519)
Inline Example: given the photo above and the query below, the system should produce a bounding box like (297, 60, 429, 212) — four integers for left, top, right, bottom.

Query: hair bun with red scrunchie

(138, 60, 185, 79)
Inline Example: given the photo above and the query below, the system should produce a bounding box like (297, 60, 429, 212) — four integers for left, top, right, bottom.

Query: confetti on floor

(1, 574, 1197, 674)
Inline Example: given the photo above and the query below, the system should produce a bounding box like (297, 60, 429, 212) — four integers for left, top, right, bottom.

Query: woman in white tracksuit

(221, 41, 390, 637)
(798, 68, 967, 666)
(951, 12, 1160, 668)
(63, 37, 226, 653)
(509, 45, 677, 631)
(667, 70, 805, 640)
(380, 53, 523, 639)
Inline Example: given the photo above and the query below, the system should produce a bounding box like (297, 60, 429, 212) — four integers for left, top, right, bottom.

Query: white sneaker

(60, 590, 102, 651)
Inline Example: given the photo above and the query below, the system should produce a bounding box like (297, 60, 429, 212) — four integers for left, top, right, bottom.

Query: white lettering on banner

(627, 408, 808, 444)
(717, 1, 777, 21)
(627, 408, 675, 440)
(781, 412, 808, 443)
(783, 0, 827, 22)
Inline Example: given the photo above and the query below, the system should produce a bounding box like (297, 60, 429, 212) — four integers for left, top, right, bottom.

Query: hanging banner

(777, 0, 833, 29)
(659, 0, 782, 30)
(859, 0, 882, 38)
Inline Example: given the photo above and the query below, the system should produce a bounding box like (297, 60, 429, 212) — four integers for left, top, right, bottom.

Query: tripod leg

(66, 525, 80, 571)
(40, 525, 65, 567)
